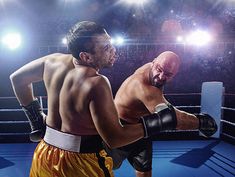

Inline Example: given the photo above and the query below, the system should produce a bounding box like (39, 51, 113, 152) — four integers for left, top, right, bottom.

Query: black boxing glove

(195, 113, 218, 137)
(21, 98, 46, 142)
(141, 103, 177, 138)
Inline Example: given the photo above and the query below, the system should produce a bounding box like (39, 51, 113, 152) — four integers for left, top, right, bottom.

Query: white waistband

(44, 126, 82, 153)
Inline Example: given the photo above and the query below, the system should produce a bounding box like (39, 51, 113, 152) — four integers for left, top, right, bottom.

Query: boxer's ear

(79, 52, 89, 62)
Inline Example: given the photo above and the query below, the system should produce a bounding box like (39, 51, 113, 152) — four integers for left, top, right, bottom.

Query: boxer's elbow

(10, 72, 19, 86)
(10, 72, 27, 87)
(10, 72, 20, 83)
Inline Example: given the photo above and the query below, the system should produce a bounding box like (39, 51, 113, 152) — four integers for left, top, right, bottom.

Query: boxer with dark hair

(10, 22, 178, 177)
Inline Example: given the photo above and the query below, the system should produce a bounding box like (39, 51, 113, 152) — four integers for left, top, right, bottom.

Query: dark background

(0, 0, 234, 102)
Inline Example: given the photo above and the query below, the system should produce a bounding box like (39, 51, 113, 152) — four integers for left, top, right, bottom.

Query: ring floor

(0, 140, 234, 177)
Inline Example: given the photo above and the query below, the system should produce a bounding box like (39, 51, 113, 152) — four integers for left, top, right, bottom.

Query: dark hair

(66, 21, 106, 60)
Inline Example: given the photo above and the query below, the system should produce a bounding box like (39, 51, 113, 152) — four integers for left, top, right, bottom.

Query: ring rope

(163, 129, 198, 132)
(0, 108, 48, 112)
(175, 105, 200, 108)
(224, 93, 235, 96)
(0, 109, 22, 112)
(1, 106, 232, 112)
(0, 120, 28, 123)
(0, 93, 235, 100)
(0, 132, 29, 135)
(221, 107, 235, 111)
(221, 120, 235, 126)
(0, 109, 234, 126)
(0, 96, 48, 99)
(221, 132, 235, 140)
(164, 93, 201, 96)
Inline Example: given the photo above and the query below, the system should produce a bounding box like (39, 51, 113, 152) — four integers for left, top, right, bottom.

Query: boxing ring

(0, 82, 235, 177)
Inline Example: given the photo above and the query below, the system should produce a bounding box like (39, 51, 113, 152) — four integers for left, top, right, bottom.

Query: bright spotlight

(62, 37, 67, 45)
(1, 32, 22, 50)
(186, 30, 212, 46)
(111, 36, 125, 46)
(123, 0, 148, 5)
(110, 38, 115, 44)
(176, 35, 183, 42)
(116, 37, 124, 45)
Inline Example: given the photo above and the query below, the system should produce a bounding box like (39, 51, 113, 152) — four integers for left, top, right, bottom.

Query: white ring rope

(0, 93, 235, 99)
(0, 96, 48, 99)
(164, 93, 201, 96)
(221, 120, 235, 126)
(0, 120, 28, 123)
(221, 133, 235, 140)
(222, 107, 235, 111)
(0, 109, 22, 112)
(175, 105, 201, 108)
(3, 106, 233, 112)
(0, 132, 29, 135)
(0, 108, 48, 112)
(0, 95, 235, 139)
(0, 106, 234, 124)
(0, 107, 234, 128)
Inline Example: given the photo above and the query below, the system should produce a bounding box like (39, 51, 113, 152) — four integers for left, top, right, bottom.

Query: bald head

(150, 51, 181, 88)
(153, 51, 181, 72)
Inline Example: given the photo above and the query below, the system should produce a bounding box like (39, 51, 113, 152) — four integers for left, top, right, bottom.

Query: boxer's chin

(153, 80, 165, 88)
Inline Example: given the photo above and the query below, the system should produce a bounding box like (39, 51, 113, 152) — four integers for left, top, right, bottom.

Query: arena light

(176, 35, 184, 43)
(122, 0, 149, 5)
(1, 32, 22, 50)
(62, 37, 67, 45)
(111, 36, 125, 46)
(185, 30, 212, 46)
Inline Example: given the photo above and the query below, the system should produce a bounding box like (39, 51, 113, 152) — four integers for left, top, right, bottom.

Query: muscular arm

(89, 76, 144, 148)
(136, 83, 166, 113)
(137, 84, 199, 130)
(10, 56, 47, 106)
(174, 108, 199, 129)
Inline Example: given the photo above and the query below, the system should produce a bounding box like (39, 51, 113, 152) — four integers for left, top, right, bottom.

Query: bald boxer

(10, 22, 178, 177)
(104, 51, 217, 177)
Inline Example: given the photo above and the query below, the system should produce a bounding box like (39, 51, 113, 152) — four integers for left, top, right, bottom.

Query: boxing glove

(141, 103, 177, 138)
(195, 113, 218, 137)
(21, 98, 46, 142)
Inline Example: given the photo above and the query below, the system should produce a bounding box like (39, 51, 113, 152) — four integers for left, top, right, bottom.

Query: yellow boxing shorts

(29, 126, 114, 177)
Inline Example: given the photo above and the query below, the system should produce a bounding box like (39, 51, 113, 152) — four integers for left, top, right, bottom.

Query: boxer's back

(59, 66, 101, 135)
(43, 53, 74, 130)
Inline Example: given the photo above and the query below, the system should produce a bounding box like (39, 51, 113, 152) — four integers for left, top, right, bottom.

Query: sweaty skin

(114, 51, 199, 177)
(11, 21, 154, 177)
(115, 52, 199, 129)
(115, 64, 199, 129)
(10, 33, 145, 148)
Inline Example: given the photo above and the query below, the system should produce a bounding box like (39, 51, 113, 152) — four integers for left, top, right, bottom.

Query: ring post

(200, 81, 224, 138)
